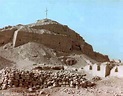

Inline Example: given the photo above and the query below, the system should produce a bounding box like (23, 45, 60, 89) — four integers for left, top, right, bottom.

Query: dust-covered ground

(0, 42, 122, 96)
(0, 76, 123, 96)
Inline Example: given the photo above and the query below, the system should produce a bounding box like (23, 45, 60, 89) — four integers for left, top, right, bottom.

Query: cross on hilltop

(45, 8, 48, 19)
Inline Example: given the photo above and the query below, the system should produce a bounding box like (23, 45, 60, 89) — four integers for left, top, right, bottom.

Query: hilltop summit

(36, 18, 59, 25)
(28, 18, 60, 27)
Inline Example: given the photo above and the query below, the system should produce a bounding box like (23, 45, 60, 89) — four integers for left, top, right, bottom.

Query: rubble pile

(0, 68, 95, 91)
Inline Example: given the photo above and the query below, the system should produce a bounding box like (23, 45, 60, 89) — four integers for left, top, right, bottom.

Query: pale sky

(0, 0, 123, 60)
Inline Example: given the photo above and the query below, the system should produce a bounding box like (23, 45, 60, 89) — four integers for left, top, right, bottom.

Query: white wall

(84, 63, 123, 78)
(92, 64, 106, 77)
(110, 66, 123, 78)
(84, 65, 92, 74)
(84, 64, 107, 77)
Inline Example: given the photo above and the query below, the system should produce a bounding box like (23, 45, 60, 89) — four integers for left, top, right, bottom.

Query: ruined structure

(84, 61, 123, 78)
(110, 65, 123, 78)
(84, 62, 114, 77)
(0, 19, 109, 62)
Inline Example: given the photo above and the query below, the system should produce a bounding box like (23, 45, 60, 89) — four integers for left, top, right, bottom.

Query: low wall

(110, 66, 123, 78)
(84, 64, 111, 77)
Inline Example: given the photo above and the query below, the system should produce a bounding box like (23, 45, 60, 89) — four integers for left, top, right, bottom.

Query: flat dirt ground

(0, 77, 123, 96)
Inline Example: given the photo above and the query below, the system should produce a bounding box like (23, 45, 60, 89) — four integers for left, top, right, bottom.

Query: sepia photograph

(0, 0, 123, 96)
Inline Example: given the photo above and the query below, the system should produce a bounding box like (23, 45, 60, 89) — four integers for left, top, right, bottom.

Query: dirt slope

(0, 18, 110, 69)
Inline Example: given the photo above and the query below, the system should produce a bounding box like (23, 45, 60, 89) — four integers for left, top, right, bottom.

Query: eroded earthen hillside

(0, 18, 109, 68)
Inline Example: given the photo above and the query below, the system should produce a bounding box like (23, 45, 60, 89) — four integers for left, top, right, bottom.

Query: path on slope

(13, 26, 23, 47)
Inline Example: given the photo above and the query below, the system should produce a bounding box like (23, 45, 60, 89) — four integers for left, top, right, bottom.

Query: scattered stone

(2, 84, 7, 90)
(28, 87, 33, 92)
(46, 94, 50, 96)
(39, 90, 45, 94)
(92, 76, 102, 82)
(0, 67, 96, 91)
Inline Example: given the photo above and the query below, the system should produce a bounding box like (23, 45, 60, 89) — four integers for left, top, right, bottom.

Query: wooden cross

(45, 8, 48, 19)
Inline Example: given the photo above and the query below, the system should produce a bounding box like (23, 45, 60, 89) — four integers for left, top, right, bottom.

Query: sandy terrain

(0, 77, 123, 96)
